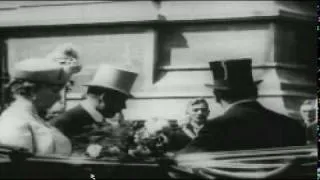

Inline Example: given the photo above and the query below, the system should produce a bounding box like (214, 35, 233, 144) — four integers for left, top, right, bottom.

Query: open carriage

(0, 144, 317, 179)
(167, 145, 317, 179)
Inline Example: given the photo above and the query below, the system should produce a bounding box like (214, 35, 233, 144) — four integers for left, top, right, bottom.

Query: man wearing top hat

(50, 64, 138, 158)
(178, 58, 306, 153)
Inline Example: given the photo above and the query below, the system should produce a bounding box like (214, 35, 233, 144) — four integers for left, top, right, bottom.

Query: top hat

(12, 58, 71, 85)
(85, 64, 138, 98)
(205, 58, 262, 90)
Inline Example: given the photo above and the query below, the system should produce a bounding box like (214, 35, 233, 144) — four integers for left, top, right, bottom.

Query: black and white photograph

(0, 1, 317, 179)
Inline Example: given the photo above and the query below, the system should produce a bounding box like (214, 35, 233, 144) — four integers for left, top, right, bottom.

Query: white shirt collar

(224, 99, 256, 113)
(190, 121, 204, 131)
(80, 101, 104, 123)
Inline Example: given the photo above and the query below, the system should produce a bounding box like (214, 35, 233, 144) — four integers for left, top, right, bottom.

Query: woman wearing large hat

(0, 58, 74, 156)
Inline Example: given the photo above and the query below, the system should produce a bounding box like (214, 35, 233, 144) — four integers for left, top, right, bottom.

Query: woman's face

(33, 84, 64, 112)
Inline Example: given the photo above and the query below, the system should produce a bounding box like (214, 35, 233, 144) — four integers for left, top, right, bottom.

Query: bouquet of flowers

(128, 118, 171, 158)
(83, 117, 173, 160)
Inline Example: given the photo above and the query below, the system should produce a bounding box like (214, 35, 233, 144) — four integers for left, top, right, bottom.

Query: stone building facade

(0, 1, 316, 122)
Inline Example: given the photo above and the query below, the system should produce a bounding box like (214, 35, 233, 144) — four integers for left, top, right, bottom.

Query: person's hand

(86, 144, 103, 158)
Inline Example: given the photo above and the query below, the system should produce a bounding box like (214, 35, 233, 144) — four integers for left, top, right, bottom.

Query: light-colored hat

(12, 58, 71, 85)
(85, 64, 138, 97)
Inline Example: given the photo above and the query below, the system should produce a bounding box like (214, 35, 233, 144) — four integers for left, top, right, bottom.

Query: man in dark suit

(50, 64, 138, 157)
(178, 59, 306, 153)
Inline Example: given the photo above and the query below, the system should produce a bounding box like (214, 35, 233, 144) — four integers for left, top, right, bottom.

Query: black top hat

(205, 58, 262, 90)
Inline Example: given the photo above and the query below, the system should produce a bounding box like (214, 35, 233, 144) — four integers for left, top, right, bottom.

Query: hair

(6, 79, 64, 102)
(185, 98, 209, 114)
(213, 87, 258, 103)
(301, 99, 317, 108)
(7, 79, 40, 98)
(86, 86, 128, 101)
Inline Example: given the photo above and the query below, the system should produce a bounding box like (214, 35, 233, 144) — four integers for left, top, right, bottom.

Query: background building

(0, 1, 316, 122)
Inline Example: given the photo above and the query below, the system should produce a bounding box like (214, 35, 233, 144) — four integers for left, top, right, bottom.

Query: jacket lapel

(182, 124, 197, 139)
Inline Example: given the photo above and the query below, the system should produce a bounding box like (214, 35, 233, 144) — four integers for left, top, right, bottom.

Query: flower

(129, 118, 172, 157)
(46, 43, 82, 74)
(86, 144, 103, 158)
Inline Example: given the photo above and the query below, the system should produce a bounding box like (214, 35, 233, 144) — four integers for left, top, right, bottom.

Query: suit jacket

(179, 101, 306, 153)
(50, 105, 132, 155)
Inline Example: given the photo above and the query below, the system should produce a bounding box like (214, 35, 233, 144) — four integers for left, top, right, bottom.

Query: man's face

(97, 91, 128, 118)
(187, 103, 210, 125)
(300, 104, 317, 126)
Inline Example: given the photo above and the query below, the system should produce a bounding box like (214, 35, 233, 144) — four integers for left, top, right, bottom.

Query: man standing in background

(162, 98, 210, 152)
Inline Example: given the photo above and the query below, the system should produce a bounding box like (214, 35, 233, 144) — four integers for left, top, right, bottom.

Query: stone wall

(0, 1, 316, 121)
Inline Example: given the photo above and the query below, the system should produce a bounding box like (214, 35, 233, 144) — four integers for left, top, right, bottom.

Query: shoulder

(206, 114, 231, 126)
(0, 108, 31, 126)
(265, 108, 304, 125)
(0, 111, 31, 134)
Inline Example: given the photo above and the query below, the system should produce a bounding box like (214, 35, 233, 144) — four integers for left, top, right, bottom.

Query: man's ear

(98, 93, 106, 103)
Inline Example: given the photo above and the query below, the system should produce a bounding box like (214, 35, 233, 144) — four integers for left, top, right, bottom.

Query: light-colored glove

(86, 144, 103, 158)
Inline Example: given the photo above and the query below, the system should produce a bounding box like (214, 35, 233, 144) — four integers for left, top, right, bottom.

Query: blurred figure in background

(159, 98, 210, 153)
(300, 99, 317, 144)
(0, 58, 73, 156)
(182, 98, 210, 139)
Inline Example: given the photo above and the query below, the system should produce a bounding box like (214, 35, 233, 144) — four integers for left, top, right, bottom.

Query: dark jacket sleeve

(49, 113, 72, 135)
(177, 120, 224, 154)
(162, 127, 192, 152)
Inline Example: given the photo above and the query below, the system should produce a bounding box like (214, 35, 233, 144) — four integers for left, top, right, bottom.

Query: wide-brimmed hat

(84, 64, 138, 98)
(205, 58, 262, 90)
(12, 58, 71, 85)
